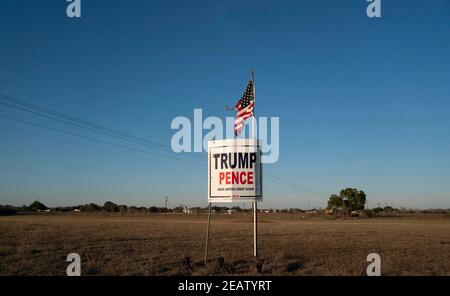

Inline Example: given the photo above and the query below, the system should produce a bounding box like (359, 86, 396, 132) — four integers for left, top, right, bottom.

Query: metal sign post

(253, 201, 258, 257)
(204, 202, 212, 264)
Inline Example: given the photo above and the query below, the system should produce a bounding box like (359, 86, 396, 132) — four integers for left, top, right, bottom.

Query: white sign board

(208, 139, 262, 203)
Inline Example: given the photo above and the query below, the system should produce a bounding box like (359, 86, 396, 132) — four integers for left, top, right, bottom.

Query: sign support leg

(253, 201, 258, 257)
(204, 202, 212, 265)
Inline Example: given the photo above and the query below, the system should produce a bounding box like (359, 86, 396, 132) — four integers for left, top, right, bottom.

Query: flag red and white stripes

(234, 81, 255, 136)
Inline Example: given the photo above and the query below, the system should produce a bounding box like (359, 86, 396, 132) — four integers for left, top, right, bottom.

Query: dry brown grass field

(0, 213, 449, 276)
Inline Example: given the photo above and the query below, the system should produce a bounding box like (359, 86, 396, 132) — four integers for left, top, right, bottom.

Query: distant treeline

(0, 200, 249, 216)
(0, 200, 449, 216)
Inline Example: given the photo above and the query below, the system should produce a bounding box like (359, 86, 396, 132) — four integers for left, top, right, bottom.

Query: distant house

(73, 209, 81, 212)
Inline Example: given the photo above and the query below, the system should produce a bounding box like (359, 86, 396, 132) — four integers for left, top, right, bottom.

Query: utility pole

(165, 196, 168, 209)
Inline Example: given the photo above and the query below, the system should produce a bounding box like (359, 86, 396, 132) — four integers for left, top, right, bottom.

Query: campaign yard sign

(208, 139, 262, 203)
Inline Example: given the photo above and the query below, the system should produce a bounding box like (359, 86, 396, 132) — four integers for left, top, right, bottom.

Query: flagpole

(251, 66, 258, 258)
(251, 66, 256, 139)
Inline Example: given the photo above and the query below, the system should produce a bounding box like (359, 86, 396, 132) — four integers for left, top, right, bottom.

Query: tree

(383, 206, 394, 213)
(103, 201, 119, 212)
(212, 206, 229, 213)
(327, 194, 342, 209)
(28, 201, 48, 212)
(190, 207, 205, 213)
(373, 207, 384, 214)
(340, 188, 366, 211)
(118, 205, 128, 213)
(327, 188, 367, 212)
(83, 203, 101, 212)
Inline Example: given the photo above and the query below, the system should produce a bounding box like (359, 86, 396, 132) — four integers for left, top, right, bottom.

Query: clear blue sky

(1, 0, 449, 209)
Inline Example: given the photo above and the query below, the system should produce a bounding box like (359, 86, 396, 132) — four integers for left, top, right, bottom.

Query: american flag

(234, 80, 255, 136)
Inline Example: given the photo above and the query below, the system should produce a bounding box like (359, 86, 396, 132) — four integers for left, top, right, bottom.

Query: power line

(0, 114, 203, 167)
(0, 94, 167, 148)
(0, 94, 205, 162)
(0, 100, 178, 153)
(0, 123, 203, 174)
(265, 171, 329, 197)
